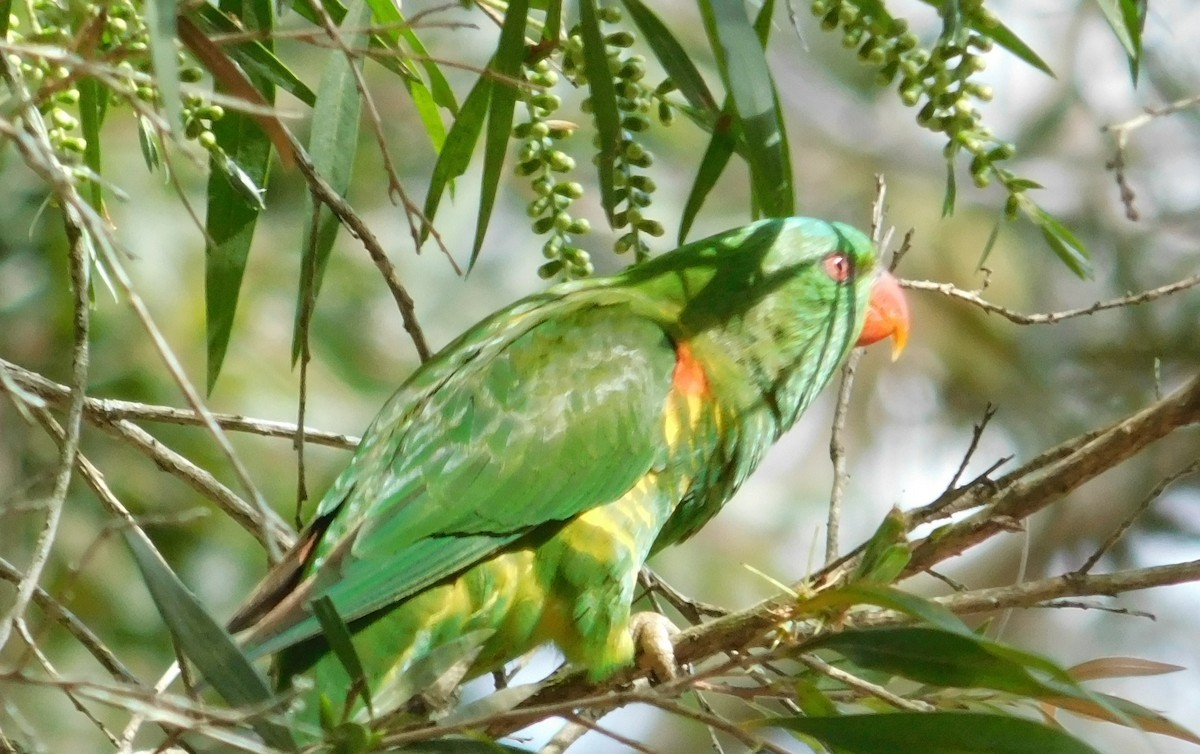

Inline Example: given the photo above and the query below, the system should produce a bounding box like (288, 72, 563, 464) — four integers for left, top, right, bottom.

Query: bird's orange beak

(856, 270, 910, 360)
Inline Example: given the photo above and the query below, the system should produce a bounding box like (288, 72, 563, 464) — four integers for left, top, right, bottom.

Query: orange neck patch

(672, 341, 710, 396)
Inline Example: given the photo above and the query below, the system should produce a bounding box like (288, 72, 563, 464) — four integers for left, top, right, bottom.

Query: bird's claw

(629, 611, 680, 682)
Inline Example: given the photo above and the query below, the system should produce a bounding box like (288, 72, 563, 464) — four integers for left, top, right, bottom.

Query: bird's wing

(239, 300, 678, 657)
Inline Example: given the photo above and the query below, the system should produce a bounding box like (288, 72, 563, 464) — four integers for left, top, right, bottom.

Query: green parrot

(228, 216, 909, 724)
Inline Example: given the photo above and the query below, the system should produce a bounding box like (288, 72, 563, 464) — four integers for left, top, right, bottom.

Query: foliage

(0, 1, 1197, 753)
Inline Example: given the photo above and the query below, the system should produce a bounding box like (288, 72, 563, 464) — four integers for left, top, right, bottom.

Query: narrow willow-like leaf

(77, 77, 107, 209)
(1030, 205, 1091, 278)
(143, 0, 183, 134)
(576, 0, 621, 225)
(313, 596, 373, 713)
(362, 0, 448, 150)
(699, 0, 793, 217)
(972, 15, 1054, 77)
(678, 104, 736, 243)
(852, 507, 911, 583)
(194, 4, 316, 107)
(470, 0, 530, 268)
(1044, 691, 1200, 745)
(622, 0, 717, 113)
(205, 0, 274, 393)
(291, 0, 371, 363)
(1094, 0, 1144, 81)
(678, 0, 774, 242)
(399, 22, 458, 113)
(805, 626, 1075, 697)
(124, 531, 294, 750)
(421, 74, 492, 244)
(542, 0, 562, 43)
(763, 712, 1103, 754)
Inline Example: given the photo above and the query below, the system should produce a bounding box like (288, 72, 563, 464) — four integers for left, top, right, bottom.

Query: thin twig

(288, 132, 433, 362)
(798, 654, 934, 712)
(0, 58, 91, 655)
(1102, 93, 1200, 221)
(0, 357, 359, 449)
(902, 273, 1200, 325)
(1076, 458, 1200, 574)
(944, 403, 997, 493)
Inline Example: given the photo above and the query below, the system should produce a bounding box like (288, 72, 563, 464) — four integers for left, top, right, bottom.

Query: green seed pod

(515, 159, 542, 177)
(637, 219, 665, 237)
(198, 130, 218, 149)
(629, 174, 656, 192)
(568, 218, 591, 234)
(528, 197, 550, 217)
(622, 114, 650, 132)
(605, 31, 635, 48)
(553, 181, 585, 198)
(598, 5, 622, 23)
(1004, 193, 1020, 219)
(533, 216, 556, 234)
(548, 151, 575, 172)
(538, 260, 564, 279)
(51, 108, 77, 130)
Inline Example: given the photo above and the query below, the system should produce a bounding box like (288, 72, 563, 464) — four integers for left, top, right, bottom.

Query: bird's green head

(622, 216, 908, 423)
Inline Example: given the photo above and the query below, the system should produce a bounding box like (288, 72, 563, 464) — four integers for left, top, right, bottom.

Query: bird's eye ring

(822, 252, 854, 284)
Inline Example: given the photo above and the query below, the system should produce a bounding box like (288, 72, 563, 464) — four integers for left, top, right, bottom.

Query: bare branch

(1077, 458, 1200, 574)
(1103, 94, 1200, 220)
(288, 131, 433, 362)
(798, 654, 934, 712)
(0, 357, 359, 450)
(0, 56, 91, 655)
(902, 274, 1200, 325)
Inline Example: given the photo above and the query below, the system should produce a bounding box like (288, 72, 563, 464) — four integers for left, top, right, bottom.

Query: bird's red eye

(823, 252, 853, 284)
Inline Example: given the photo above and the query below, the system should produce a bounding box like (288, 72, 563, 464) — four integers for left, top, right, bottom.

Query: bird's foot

(629, 611, 681, 682)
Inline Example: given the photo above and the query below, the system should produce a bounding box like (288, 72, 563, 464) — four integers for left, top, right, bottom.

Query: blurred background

(0, 1, 1198, 751)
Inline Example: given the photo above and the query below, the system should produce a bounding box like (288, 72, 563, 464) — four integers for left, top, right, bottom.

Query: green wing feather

(239, 299, 678, 658)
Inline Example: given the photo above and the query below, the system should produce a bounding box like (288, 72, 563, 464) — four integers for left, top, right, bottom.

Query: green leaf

(676, 0, 775, 242)
(123, 531, 294, 750)
(421, 74, 493, 244)
(194, 4, 316, 106)
(802, 583, 973, 637)
(1028, 205, 1092, 278)
(763, 712, 1103, 754)
(578, 0, 621, 226)
(699, 0, 793, 217)
(805, 626, 1083, 698)
(144, 0, 183, 134)
(852, 507, 911, 584)
(77, 77, 107, 209)
(398, 23, 458, 114)
(972, 15, 1054, 77)
(470, 0, 529, 269)
(678, 104, 737, 243)
(205, 0, 274, 393)
(291, 0, 371, 363)
(313, 596, 373, 714)
(622, 0, 717, 114)
(1094, 0, 1145, 81)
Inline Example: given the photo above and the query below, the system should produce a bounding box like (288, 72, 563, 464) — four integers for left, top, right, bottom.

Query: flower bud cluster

(514, 60, 594, 279)
(563, 6, 664, 262)
(810, 0, 1027, 202)
(9, 0, 220, 166)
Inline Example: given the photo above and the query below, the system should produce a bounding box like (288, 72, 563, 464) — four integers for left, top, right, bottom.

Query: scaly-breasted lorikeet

(228, 217, 909, 723)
